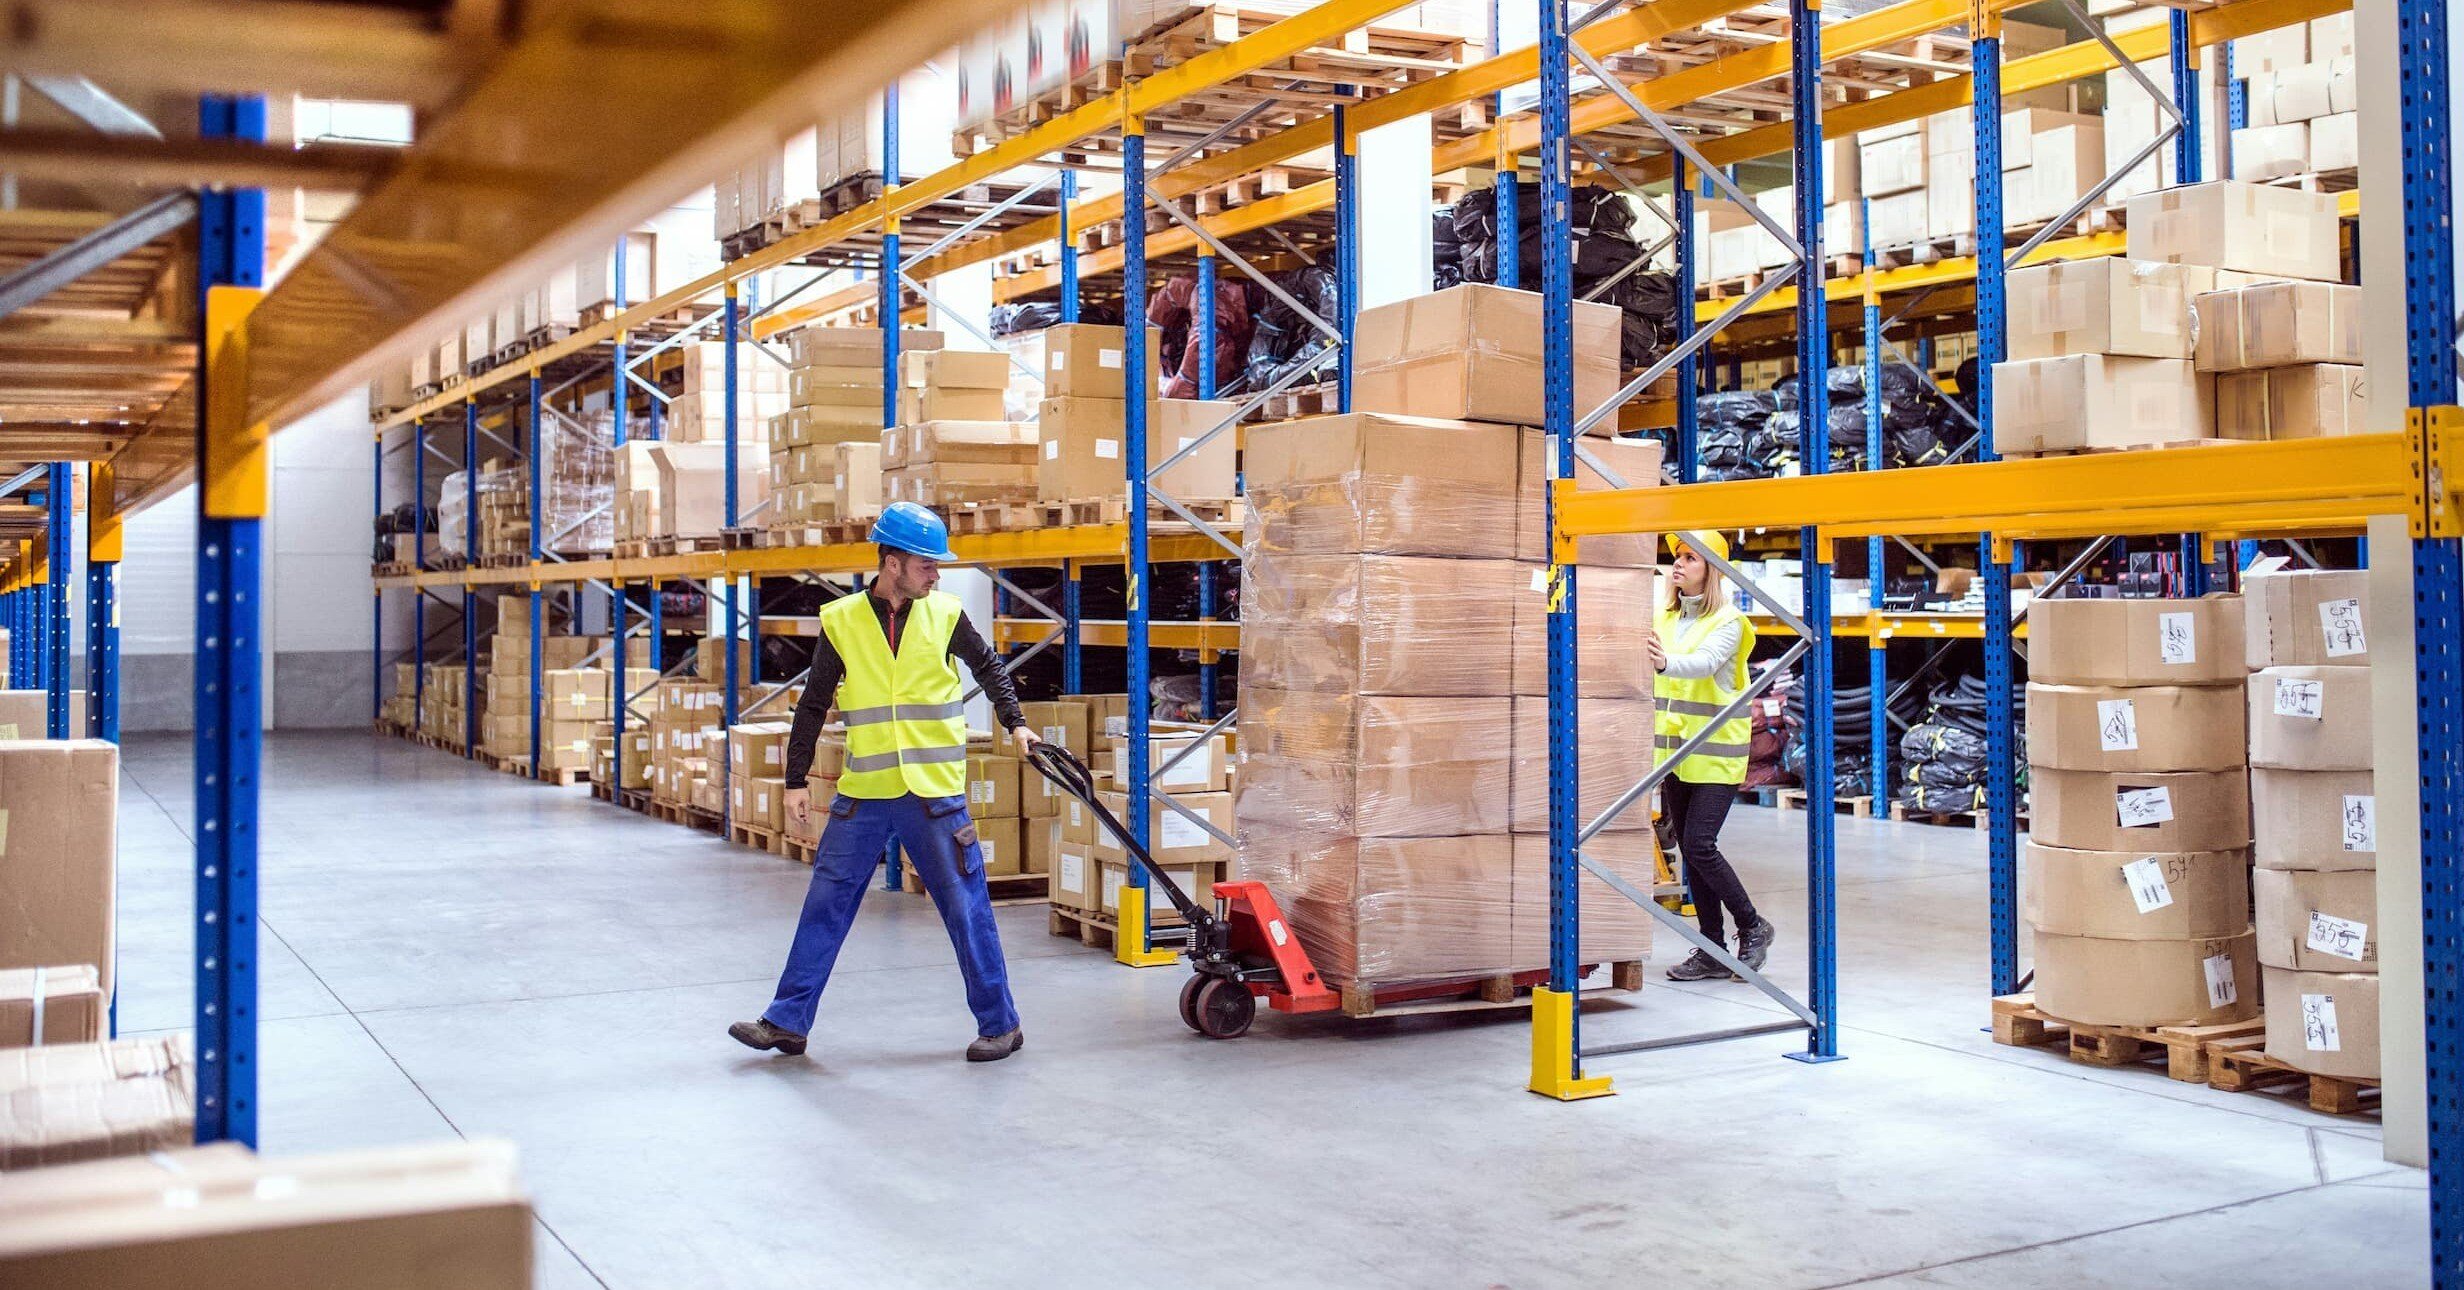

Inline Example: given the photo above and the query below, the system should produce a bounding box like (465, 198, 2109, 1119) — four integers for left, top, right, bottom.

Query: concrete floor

(112, 731, 2428, 1289)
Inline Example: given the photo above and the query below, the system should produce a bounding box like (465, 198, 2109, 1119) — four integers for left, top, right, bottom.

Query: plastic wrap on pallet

(436, 470, 469, 553)
(542, 410, 617, 553)
(1507, 695, 1655, 832)
(1238, 553, 1519, 697)
(1236, 688, 1511, 837)
(1242, 414, 1521, 560)
(1234, 829, 1519, 986)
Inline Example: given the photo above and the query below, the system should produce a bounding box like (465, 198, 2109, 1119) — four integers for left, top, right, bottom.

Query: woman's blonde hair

(1662, 545, 1726, 613)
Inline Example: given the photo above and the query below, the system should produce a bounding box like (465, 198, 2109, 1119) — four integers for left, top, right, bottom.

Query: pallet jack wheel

(1178, 973, 1207, 1034)
(1190, 976, 1254, 1039)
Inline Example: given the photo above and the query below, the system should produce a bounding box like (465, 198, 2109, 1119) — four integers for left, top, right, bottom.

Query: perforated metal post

(1492, 0, 1517, 291)
(1538, 0, 1584, 1070)
(722, 282, 742, 819)
(528, 370, 545, 779)
(370, 434, 383, 724)
(1059, 169, 1081, 323)
(611, 354, 630, 793)
(1862, 200, 1887, 808)
(1673, 158, 1698, 483)
(1973, 19, 2021, 998)
(42, 461, 70, 738)
(461, 399, 479, 757)
(86, 461, 119, 741)
(412, 416, 426, 724)
(1118, 116, 1167, 964)
(1335, 104, 1358, 411)
(2169, 10, 2201, 184)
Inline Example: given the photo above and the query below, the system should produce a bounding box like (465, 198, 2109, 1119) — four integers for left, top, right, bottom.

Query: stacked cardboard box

(2243, 566, 2379, 1079)
(593, 726, 652, 791)
(0, 740, 116, 1009)
(885, 348, 1037, 507)
(1993, 258, 2211, 455)
(0, 689, 87, 738)
(0, 1139, 533, 1287)
(2197, 280, 2367, 440)
(764, 327, 941, 525)
(727, 722, 792, 834)
(1089, 723, 1235, 915)
(1035, 323, 1161, 502)
(0, 1036, 192, 1168)
(967, 751, 1028, 879)
(477, 597, 607, 767)
(471, 412, 616, 559)
(0, 965, 104, 1048)
(1350, 283, 1621, 431)
(649, 681, 724, 809)
(2231, 12, 2359, 178)
(2023, 595, 2257, 1026)
(418, 663, 465, 741)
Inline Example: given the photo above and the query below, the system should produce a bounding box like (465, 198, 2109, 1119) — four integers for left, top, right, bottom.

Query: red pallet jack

(1026, 743, 1345, 1038)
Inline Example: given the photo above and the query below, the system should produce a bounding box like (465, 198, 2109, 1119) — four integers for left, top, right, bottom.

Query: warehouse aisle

(112, 733, 2427, 1289)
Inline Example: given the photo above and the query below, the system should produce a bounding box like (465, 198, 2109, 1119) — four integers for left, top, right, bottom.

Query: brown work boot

(965, 1028, 1023, 1062)
(728, 1018, 807, 1056)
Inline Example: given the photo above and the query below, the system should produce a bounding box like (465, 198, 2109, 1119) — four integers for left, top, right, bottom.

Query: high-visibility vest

(1654, 599, 1757, 786)
(821, 590, 969, 799)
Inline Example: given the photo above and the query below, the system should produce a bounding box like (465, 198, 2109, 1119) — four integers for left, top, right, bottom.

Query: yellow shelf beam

(993, 616, 1239, 654)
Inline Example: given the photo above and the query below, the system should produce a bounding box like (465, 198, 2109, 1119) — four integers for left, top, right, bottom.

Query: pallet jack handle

(1023, 742, 1221, 937)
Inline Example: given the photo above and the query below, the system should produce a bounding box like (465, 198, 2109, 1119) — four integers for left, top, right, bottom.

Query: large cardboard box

(2124, 181, 2342, 281)
(975, 816, 1023, 877)
(1859, 131, 1928, 196)
(1240, 833, 1516, 985)
(886, 462, 1036, 506)
(967, 754, 1021, 819)
(1991, 355, 2207, 455)
(2022, 682, 2247, 772)
(0, 965, 103, 1048)
(1237, 690, 1512, 838)
(1098, 859, 1226, 922)
(1091, 790, 1234, 865)
(2244, 567, 2370, 667)
(2026, 594, 2247, 687)
(2247, 666, 2372, 770)
(2025, 843, 2251, 941)
(0, 1036, 191, 1168)
(1102, 725, 1231, 794)
(2230, 121, 2310, 181)
(899, 348, 1010, 390)
(1508, 832, 1655, 969)
(1064, 692, 1133, 740)
(2310, 109, 2358, 171)
(1240, 553, 1518, 696)
(1515, 430, 1664, 566)
(0, 690, 87, 739)
(729, 776, 785, 831)
(651, 442, 769, 536)
(1508, 697, 1655, 833)
(1244, 412, 1521, 559)
(898, 386, 1009, 425)
(727, 722, 792, 782)
(2029, 767, 2251, 853)
(0, 1139, 533, 1290)
(1039, 323, 1162, 398)
(2006, 259, 2211, 361)
(1049, 842, 1099, 909)
(2262, 966, 2379, 1079)
(2193, 281, 2363, 372)
(2213, 364, 2368, 440)
(1023, 816, 1060, 875)
(888, 420, 1036, 469)
(1350, 284, 1623, 428)
(2254, 866, 2377, 972)
(0, 740, 117, 998)
(1148, 399, 1241, 500)
(1001, 700, 1091, 757)
(832, 441, 884, 520)
(1036, 394, 1125, 501)
(786, 326, 944, 367)
(1510, 565, 1655, 699)
(2032, 929, 2259, 1026)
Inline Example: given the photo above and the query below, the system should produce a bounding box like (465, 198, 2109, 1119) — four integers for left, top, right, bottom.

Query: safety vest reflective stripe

(843, 744, 970, 774)
(839, 700, 966, 726)
(1660, 698, 1733, 718)
(1656, 734, 1752, 759)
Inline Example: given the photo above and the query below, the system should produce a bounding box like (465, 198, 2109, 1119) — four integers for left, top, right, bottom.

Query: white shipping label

(980, 839, 997, 867)
(2273, 677, 2326, 720)
(1098, 348, 1123, 369)
(2202, 952, 2239, 1009)
(1067, 800, 1083, 828)
(2121, 856, 2175, 914)
(1529, 569, 1549, 594)
(2318, 597, 2367, 657)
(1158, 744, 1211, 789)
(1050, 352, 1066, 371)
(2303, 993, 2342, 1051)
(970, 781, 989, 806)
(835, 473, 846, 491)
(1059, 853, 1085, 892)
(1178, 436, 1199, 451)
(1043, 439, 1059, 460)
(1158, 810, 1212, 850)
(2157, 611, 2198, 664)
(2307, 910, 2370, 962)
(2342, 794, 2377, 852)
(1094, 438, 1120, 459)
(2115, 786, 2175, 828)
(1040, 723, 1066, 748)
(2097, 698, 2140, 752)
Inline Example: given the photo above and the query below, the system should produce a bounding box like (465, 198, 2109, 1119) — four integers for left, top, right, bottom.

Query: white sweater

(1662, 594, 1744, 692)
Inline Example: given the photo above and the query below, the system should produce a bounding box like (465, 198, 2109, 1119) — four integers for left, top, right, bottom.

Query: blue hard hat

(868, 501, 956, 561)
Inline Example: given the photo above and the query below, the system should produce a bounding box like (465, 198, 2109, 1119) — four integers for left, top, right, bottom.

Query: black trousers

(1664, 778, 1757, 944)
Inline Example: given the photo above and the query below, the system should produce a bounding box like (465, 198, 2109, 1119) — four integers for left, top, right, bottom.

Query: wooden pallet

(644, 535, 728, 557)
(946, 499, 1048, 535)
(1889, 801, 2029, 831)
(613, 787, 655, 815)
(494, 757, 589, 787)
(1334, 963, 1645, 1019)
(1775, 788, 1875, 817)
(777, 832, 816, 865)
(1038, 497, 1128, 529)
(759, 524, 838, 549)
(1049, 904, 1191, 950)
(720, 526, 766, 550)
(1991, 993, 2263, 1084)
(728, 821, 780, 853)
(477, 554, 527, 569)
(2206, 1035, 2381, 1115)
(903, 868, 1051, 906)
(1264, 381, 1341, 421)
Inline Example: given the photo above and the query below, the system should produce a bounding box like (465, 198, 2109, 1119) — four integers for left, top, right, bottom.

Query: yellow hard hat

(1664, 529, 1731, 562)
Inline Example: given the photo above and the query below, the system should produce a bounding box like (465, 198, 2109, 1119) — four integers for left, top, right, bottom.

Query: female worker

(1651, 529, 1778, 983)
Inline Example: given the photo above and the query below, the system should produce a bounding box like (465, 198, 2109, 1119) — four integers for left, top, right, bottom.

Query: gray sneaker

(1666, 950, 1729, 982)
(728, 1018, 807, 1056)
(1736, 917, 1777, 973)
(966, 1028, 1024, 1062)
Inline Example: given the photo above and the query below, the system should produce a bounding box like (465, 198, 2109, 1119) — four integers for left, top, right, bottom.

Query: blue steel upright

(85, 466, 120, 743)
(193, 91, 266, 1148)
(2169, 11, 2201, 184)
(722, 282, 743, 819)
(1194, 248, 1219, 722)
(1538, 0, 1581, 1040)
(1673, 158, 1698, 483)
(1334, 105, 1357, 411)
(462, 398, 480, 756)
(1862, 202, 1887, 805)
(1123, 121, 1156, 941)
(2397, 0, 2461, 1280)
(1973, 24, 2021, 998)
(1786, 0, 1839, 1064)
(371, 433, 383, 724)
(1491, 0, 1517, 291)
(528, 369, 545, 779)
(43, 461, 71, 738)
(612, 355, 631, 792)
(413, 416, 427, 725)
(1059, 169, 1081, 323)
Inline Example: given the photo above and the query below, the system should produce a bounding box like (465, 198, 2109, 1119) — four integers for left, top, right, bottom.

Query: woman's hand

(1645, 633, 1667, 672)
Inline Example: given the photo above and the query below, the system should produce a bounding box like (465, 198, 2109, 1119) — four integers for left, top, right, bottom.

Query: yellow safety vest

(821, 590, 969, 799)
(1655, 599, 1758, 785)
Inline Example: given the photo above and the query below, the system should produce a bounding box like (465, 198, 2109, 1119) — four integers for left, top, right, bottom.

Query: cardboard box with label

(2026, 594, 2247, 687)
(1236, 690, 1512, 839)
(2213, 364, 2368, 440)
(0, 964, 103, 1048)
(975, 816, 1022, 877)
(1991, 354, 2208, 455)
(1064, 693, 1133, 741)
(1039, 323, 1162, 398)
(1148, 398, 1241, 500)
(726, 722, 792, 781)
(2254, 866, 2377, 972)
(1515, 430, 1663, 567)
(1244, 412, 1522, 559)
(887, 420, 1037, 469)
(1511, 564, 1655, 699)
(2006, 259, 2211, 361)
(1048, 843, 1100, 910)
(2124, 181, 2342, 282)
(2029, 767, 2252, 853)
(2262, 966, 2379, 1078)
(2247, 665, 2372, 770)
(2193, 281, 2363, 372)
(1350, 284, 1622, 428)
(898, 386, 1010, 425)
(1000, 700, 1090, 757)
(2032, 928, 2259, 1026)
(885, 461, 1036, 506)
(1036, 395, 1126, 501)
(1098, 859, 1225, 923)
(1103, 725, 1230, 794)
(1240, 553, 1519, 696)
(2023, 683, 2247, 772)
(729, 776, 784, 831)
(899, 348, 1010, 390)
(0, 740, 118, 999)
(967, 754, 1021, 818)
(832, 441, 884, 520)
(2024, 843, 2251, 941)
(2244, 567, 2370, 667)
(787, 325, 943, 368)
(1090, 790, 1233, 865)
(1508, 696, 1655, 833)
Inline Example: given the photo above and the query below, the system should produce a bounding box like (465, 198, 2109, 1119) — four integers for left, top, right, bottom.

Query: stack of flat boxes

(1035, 323, 1154, 503)
(1028, 700, 1103, 911)
(727, 722, 793, 836)
(382, 662, 418, 730)
(419, 663, 466, 742)
(966, 748, 1027, 878)
(1233, 282, 1653, 988)
(2244, 567, 2380, 1078)
(767, 327, 939, 526)
(2023, 595, 2258, 1027)
(885, 349, 1036, 508)
(592, 722, 652, 791)
(1993, 179, 2347, 454)
(478, 598, 600, 768)
(650, 681, 724, 809)
(667, 341, 788, 446)
(2228, 12, 2359, 180)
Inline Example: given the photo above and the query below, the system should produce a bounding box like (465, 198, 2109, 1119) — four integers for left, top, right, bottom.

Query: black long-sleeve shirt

(783, 590, 1026, 788)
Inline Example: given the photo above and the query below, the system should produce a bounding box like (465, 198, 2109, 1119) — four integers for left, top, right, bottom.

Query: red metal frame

(1215, 880, 1564, 1017)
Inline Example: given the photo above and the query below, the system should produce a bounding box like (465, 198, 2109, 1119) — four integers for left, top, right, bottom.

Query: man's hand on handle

(1012, 726, 1044, 754)
(784, 786, 812, 830)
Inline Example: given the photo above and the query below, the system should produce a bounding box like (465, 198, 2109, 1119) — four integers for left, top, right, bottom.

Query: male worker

(729, 502, 1040, 1063)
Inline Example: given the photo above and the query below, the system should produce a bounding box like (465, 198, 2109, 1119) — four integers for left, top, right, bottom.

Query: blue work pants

(761, 792, 1020, 1039)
